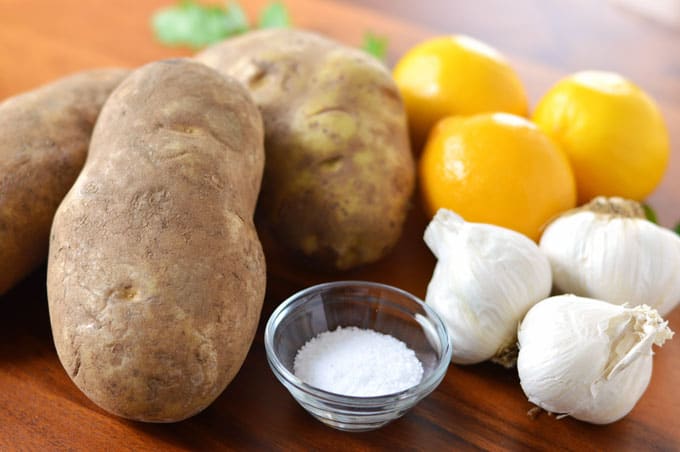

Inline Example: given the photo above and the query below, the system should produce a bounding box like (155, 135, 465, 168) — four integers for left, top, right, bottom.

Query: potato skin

(196, 29, 415, 270)
(47, 60, 266, 422)
(0, 69, 129, 294)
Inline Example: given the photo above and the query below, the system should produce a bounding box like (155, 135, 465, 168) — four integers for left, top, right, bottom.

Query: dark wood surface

(1, 0, 679, 450)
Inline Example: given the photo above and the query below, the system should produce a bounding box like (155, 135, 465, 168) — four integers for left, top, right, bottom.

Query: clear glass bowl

(264, 280, 452, 432)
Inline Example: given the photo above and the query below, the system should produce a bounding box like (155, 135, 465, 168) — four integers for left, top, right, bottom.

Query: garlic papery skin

(517, 295, 674, 425)
(539, 196, 680, 317)
(424, 208, 552, 366)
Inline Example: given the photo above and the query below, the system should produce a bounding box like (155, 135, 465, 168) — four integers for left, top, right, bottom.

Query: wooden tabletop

(1, 0, 679, 450)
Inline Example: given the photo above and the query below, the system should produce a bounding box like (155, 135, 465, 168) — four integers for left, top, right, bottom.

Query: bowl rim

(264, 280, 452, 405)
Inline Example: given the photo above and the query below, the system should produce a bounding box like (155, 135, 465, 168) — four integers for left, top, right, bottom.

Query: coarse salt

(293, 326, 424, 397)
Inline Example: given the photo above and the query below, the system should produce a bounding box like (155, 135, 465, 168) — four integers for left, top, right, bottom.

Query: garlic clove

(424, 208, 552, 365)
(539, 196, 680, 316)
(517, 294, 673, 424)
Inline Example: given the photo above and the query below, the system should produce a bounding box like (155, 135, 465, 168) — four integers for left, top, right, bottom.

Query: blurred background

(0, 0, 678, 222)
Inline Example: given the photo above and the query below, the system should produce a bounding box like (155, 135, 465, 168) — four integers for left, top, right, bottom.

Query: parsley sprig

(361, 31, 389, 61)
(152, 0, 291, 48)
(152, 0, 390, 60)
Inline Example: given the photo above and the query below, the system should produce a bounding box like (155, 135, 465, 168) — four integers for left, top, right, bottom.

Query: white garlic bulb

(518, 295, 673, 424)
(424, 208, 552, 366)
(539, 196, 680, 316)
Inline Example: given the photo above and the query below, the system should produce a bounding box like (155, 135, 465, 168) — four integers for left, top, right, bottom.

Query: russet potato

(47, 60, 266, 422)
(197, 29, 415, 271)
(0, 69, 128, 294)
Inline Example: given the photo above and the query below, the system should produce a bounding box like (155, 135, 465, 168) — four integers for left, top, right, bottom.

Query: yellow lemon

(532, 71, 669, 203)
(419, 113, 576, 240)
(393, 35, 528, 149)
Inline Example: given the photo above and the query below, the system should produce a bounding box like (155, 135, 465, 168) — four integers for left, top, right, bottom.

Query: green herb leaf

(642, 203, 658, 223)
(674, 222, 680, 236)
(152, 0, 249, 49)
(222, 2, 249, 35)
(258, 2, 291, 28)
(361, 31, 389, 61)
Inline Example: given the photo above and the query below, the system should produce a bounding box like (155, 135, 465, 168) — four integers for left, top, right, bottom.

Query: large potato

(196, 29, 415, 271)
(47, 60, 266, 422)
(0, 69, 128, 295)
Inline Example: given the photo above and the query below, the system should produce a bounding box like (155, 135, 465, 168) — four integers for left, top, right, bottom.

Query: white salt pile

(293, 326, 424, 397)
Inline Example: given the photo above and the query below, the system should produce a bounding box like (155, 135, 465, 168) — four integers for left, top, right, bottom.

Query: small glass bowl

(264, 280, 452, 432)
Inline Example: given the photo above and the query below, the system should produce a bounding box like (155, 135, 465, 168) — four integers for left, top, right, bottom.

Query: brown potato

(196, 29, 415, 271)
(0, 69, 129, 295)
(47, 59, 266, 422)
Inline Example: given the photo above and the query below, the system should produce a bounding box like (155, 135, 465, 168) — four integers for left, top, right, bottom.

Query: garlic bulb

(518, 295, 673, 424)
(424, 208, 552, 366)
(539, 196, 680, 316)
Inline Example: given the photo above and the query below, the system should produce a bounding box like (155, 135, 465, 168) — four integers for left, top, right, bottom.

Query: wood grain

(1, 0, 679, 450)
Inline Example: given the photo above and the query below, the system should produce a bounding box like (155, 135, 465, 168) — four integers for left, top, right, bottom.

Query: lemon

(532, 71, 669, 203)
(419, 113, 576, 240)
(393, 35, 528, 149)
